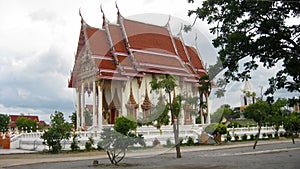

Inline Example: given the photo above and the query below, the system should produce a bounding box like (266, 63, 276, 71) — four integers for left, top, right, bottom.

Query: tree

(243, 101, 270, 149)
(269, 98, 288, 132)
(198, 75, 212, 124)
(150, 74, 182, 158)
(284, 112, 300, 137)
(41, 111, 73, 153)
(0, 114, 10, 132)
(98, 117, 145, 165)
(15, 117, 38, 132)
(244, 101, 270, 123)
(188, 0, 300, 98)
(69, 111, 77, 130)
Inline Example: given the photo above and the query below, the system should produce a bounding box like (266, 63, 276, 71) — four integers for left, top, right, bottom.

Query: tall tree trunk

(199, 91, 204, 125)
(205, 92, 210, 124)
(253, 111, 262, 149)
(168, 92, 181, 158)
(289, 113, 295, 144)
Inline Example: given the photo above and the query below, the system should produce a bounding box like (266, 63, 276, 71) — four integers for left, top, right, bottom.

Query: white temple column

(92, 81, 97, 128)
(206, 97, 211, 124)
(76, 88, 81, 131)
(193, 115, 196, 125)
(97, 84, 103, 129)
(81, 83, 85, 130)
(181, 108, 184, 125)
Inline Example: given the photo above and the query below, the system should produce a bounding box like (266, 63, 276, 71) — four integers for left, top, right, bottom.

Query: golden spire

(141, 82, 152, 110)
(126, 82, 138, 109)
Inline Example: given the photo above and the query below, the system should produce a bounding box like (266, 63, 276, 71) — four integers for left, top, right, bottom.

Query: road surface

(2, 139, 300, 169)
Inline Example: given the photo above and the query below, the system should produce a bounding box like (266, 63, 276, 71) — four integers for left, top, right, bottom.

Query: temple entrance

(109, 109, 119, 124)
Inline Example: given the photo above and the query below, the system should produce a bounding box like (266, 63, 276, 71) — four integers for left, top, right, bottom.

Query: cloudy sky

(0, 0, 296, 122)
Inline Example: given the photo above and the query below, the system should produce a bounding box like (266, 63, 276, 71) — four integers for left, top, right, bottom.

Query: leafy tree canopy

(16, 116, 38, 132)
(244, 101, 270, 123)
(188, 0, 300, 97)
(0, 114, 10, 132)
(114, 116, 137, 135)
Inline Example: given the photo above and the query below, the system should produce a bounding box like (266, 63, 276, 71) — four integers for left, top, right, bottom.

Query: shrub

(97, 141, 104, 150)
(153, 138, 160, 147)
(85, 136, 94, 151)
(279, 132, 284, 137)
(250, 134, 255, 140)
(234, 135, 239, 141)
(186, 136, 194, 146)
(204, 123, 227, 135)
(241, 134, 247, 141)
(166, 138, 172, 147)
(274, 133, 279, 139)
(179, 137, 184, 145)
(226, 133, 232, 142)
(262, 133, 267, 138)
(70, 133, 80, 151)
(267, 133, 273, 139)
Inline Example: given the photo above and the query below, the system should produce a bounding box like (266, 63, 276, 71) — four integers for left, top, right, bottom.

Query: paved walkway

(0, 139, 297, 169)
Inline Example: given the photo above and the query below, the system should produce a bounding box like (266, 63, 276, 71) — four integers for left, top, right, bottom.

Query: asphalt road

(3, 140, 300, 169)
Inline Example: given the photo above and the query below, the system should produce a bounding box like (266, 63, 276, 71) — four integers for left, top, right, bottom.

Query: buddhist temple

(68, 7, 208, 131)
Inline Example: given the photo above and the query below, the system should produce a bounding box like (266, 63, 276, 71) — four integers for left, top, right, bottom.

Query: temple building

(240, 80, 256, 118)
(68, 8, 208, 131)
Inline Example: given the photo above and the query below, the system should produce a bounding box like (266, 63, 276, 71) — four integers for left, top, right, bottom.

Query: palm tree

(198, 75, 212, 124)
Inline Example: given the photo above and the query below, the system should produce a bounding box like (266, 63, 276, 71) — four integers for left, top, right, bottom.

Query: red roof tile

(86, 28, 111, 57)
(108, 24, 127, 53)
(123, 19, 176, 55)
(69, 15, 208, 88)
(185, 45, 207, 75)
(173, 37, 189, 63)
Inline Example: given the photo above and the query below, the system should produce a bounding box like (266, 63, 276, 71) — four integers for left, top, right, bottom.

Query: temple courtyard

(1, 139, 299, 169)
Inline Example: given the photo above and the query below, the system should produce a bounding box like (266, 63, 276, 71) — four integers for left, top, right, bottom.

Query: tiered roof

(68, 9, 207, 88)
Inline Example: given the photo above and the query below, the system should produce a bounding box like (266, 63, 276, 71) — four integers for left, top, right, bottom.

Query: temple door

(110, 109, 115, 124)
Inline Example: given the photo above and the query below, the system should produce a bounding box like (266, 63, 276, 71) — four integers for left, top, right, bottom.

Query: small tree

(98, 117, 145, 165)
(244, 101, 270, 149)
(150, 74, 182, 158)
(41, 111, 73, 153)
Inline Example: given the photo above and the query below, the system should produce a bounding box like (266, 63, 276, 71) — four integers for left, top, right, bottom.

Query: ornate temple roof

(68, 8, 207, 88)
